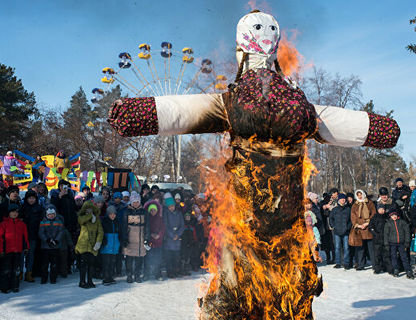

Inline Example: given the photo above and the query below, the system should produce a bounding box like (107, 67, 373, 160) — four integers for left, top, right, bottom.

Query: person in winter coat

(163, 196, 185, 278)
(50, 180, 78, 245)
(305, 211, 322, 262)
(351, 190, 376, 270)
(82, 186, 94, 201)
(392, 178, 412, 223)
(36, 182, 49, 208)
(384, 211, 414, 279)
(140, 184, 151, 206)
(122, 194, 147, 283)
(100, 205, 121, 285)
(0, 185, 21, 220)
(143, 200, 165, 280)
(109, 192, 127, 276)
(320, 190, 337, 264)
(329, 194, 352, 269)
(100, 186, 112, 205)
(75, 201, 104, 289)
(0, 204, 29, 293)
(20, 190, 44, 282)
(408, 180, 416, 234)
(369, 201, 392, 274)
(58, 227, 74, 278)
(307, 193, 324, 236)
(181, 212, 198, 275)
(38, 204, 64, 284)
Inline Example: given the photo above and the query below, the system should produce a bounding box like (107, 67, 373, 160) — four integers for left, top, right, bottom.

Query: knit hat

(147, 204, 158, 213)
(165, 197, 175, 207)
(395, 177, 404, 183)
(113, 192, 122, 199)
(94, 195, 104, 203)
(45, 204, 57, 216)
(409, 180, 416, 187)
(7, 185, 19, 195)
(25, 190, 38, 200)
(122, 191, 130, 198)
(106, 205, 117, 216)
(379, 187, 389, 196)
(307, 192, 318, 201)
(6, 151, 13, 156)
(174, 193, 182, 200)
(338, 193, 347, 200)
(130, 193, 141, 204)
(163, 192, 173, 199)
(389, 211, 398, 217)
(8, 203, 19, 213)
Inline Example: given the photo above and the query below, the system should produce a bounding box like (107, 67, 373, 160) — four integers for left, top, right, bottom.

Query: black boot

(393, 269, 399, 277)
(406, 270, 414, 279)
(79, 255, 88, 288)
(87, 264, 95, 288)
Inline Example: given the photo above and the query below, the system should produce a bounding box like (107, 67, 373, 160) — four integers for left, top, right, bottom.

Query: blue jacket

(163, 206, 185, 251)
(410, 190, 416, 207)
(100, 216, 121, 255)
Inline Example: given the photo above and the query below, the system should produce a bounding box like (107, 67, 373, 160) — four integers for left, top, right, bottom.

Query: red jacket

(0, 217, 29, 254)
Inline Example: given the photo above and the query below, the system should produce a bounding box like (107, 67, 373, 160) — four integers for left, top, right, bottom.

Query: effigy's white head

(236, 11, 280, 57)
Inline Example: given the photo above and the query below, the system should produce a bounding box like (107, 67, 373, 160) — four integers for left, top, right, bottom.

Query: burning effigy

(107, 10, 400, 319)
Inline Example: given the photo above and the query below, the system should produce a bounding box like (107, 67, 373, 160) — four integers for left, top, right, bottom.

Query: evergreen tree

(0, 63, 38, 151)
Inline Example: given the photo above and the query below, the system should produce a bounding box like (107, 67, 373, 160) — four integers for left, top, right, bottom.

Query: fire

(278, 32, 304, 77)
(199, 138, 322, 319)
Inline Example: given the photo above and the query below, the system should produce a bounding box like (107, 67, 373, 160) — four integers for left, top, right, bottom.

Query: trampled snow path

(0, 265, 415, 319)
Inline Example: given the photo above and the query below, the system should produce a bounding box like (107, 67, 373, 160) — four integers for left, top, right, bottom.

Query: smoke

(245, 0, 273, 13)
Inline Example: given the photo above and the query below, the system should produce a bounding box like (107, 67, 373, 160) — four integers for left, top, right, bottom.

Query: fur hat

(379, 187, 389, 196)
(395, 177, 404, 183)
(409, 180, 416, 188)
(307, 192, 318, 201)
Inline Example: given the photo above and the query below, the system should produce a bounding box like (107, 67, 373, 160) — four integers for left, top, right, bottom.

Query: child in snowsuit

(38, 204, 64, 284)
(0, 204, 29, 293)
(100, 205, 120, 285)
(384, 211, 414, 279)
(75, 201, 104, 289)
(122, 194, 147, 283)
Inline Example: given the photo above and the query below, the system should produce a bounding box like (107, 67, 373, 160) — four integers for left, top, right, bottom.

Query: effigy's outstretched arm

(107, 93, 230, 137)
(313, 105, 400, 149)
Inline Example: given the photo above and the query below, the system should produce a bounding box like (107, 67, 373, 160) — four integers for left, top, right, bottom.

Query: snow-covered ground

(0, 265, 415, 320)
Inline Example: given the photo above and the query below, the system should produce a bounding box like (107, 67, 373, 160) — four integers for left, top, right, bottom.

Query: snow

(0, 265, 415, 319)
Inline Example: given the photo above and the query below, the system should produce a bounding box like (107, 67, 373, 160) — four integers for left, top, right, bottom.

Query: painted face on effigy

(236, 11, 280, 56)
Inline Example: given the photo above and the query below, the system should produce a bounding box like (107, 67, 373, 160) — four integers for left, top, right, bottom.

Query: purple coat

(163, 206, 184, 251)
(0, 156, 21, 176)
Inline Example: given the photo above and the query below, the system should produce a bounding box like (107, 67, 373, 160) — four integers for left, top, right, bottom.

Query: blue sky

(1, 0, 415, 161)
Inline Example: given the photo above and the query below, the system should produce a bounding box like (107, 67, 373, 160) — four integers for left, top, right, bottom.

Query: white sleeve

(155, 94, 229, 135)
(314, 105, 369, 147)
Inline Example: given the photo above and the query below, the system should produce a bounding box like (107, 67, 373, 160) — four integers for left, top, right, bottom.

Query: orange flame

(198, 137, 321, 319)
(278, 31, 304, 77)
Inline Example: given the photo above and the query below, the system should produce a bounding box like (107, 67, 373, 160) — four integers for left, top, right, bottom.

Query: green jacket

(75, 201, 104, 256)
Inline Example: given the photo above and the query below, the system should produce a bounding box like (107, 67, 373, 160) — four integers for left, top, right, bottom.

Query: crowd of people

(0, 180, 211, 293)
(306, 177, 416, 279)
(1, 176, 415, 295)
